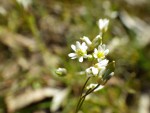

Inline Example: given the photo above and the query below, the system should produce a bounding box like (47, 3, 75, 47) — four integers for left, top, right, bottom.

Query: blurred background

(0, 0, 150, 113)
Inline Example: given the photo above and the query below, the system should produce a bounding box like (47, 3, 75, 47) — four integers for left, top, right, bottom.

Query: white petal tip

(79, 57, 83, 62)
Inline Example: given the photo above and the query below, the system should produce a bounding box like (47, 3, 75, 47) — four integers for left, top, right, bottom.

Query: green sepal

(102, 61, 115, 81)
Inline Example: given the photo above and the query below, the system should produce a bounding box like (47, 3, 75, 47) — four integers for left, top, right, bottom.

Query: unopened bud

(55, 68, 67, 77)
(98, 19, 109, 33)
(81, 36, 92, 46)
(91, 35, 102, 48)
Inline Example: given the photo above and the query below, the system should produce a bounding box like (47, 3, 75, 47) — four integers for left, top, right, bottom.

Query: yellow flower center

(76, 49, 85, 56)
(97, 52, 105, 59)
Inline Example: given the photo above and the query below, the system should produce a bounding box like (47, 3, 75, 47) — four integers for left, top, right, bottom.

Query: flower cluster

(68, 19, 114, 90)
(56, 18, 115, 113)
(68, 19, 109, 64)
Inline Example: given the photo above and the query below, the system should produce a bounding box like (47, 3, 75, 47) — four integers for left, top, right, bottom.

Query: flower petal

(86, 67, 93, 77)
(98, 67, 106, 77)
(98, 19, 109, 32)
(93, 48, 98, 58)
(104, 49, 109, 55)
(68, 53, 76, 57)
(86, 83, 97, 89)
(86, 84, 104, 92)
(81, 42, 88, 50)
(101, 44, 106, 50)
(76, 41, 81, 49)
(71, 57, 77, 59)
(94, 85, 104, 92)
(94, 48, 98, 53)
(86, 67, 91, 73)
(98, 45, 103, 51)
(79, 57, 83, 62)
(71, 45, 76, 51)
(98, 59, 109, 67)
(92, 67, 98, 75)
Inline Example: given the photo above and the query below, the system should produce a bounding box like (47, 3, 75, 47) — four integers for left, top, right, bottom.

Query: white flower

(81, 36, 92, 46)
(93, 44, 109, 61)
(97, 59, 109, 67)
(86, 66, 98, 77)
(68, 41, 88, 62)
(98, 19, 109, 32)
(85, 67, 92, 77)
(86, 59, 109, 77)
(94, 59, 109, 77)
(86, 83, 104, 92)
(96, 59, 109, 77)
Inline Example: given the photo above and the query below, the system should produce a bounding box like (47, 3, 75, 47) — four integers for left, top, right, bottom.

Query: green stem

(80, 77, 91, 96)
(75, 83, 101, 113)
(77, 96, 86, 112)
(75, 77, 91, 113)
(75, 77, 106, 113)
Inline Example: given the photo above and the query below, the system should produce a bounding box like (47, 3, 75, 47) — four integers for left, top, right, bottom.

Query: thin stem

(75, 78, 105, 113)
(75, 83, 101, 113)
(75, 97, 82, 113)
(75, 77, 91, 113)
(77, 96, 86, 111)
(80, 77, 91, 96)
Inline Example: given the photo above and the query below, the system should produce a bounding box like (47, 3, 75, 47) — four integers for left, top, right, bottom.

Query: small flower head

(86, 66, 98, 77)
(93, 44, 109, 61)
(85, 67, 93, 77)
(86, 59, 109, 77)
(96, 59, 109, 77)
(98, 19, 109, 32)
(68, 41, 88, 62)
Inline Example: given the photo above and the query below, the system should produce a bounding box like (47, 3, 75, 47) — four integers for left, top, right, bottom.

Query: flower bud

(81, 36, 92, 46)
(91, 35, 102, 49)
(55, 68, 67, 77)
(98, 19, 109, 33)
